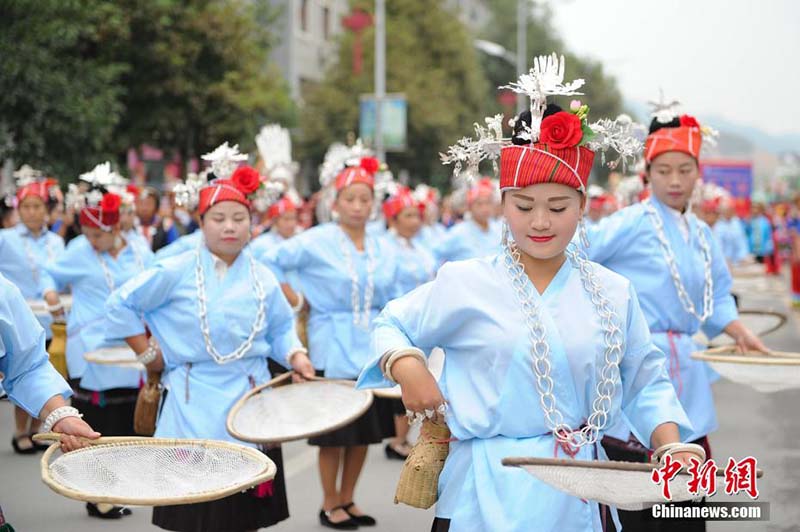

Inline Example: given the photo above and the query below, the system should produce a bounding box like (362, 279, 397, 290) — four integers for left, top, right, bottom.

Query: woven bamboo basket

(394, 420, 451, 509)
(134, 371, 162, 436)
(47, 323, 68, 379)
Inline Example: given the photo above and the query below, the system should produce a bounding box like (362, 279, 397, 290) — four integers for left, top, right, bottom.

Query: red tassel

(253, 480, 274, 498)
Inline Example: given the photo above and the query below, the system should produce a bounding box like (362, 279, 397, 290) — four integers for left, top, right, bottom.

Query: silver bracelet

(136, 338, 159, 365)
(383, 348, 427, 383)
(291, 292, 305, 313)
(42, 406, 83, 433)
(285, 347, 309, 367)
(46, 302, 64, 313)
(652, 442, 707, 464)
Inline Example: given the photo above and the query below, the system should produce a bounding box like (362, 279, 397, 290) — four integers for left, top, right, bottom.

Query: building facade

(268, 0, 489, 101)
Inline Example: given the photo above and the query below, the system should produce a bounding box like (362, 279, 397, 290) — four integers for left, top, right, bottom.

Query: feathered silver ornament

(256, 124, 299, 186)
(79, 162, 125, 188)
(13, 165, 43, 187)
(500, 53, 585, 142)
(202, 142, 248, 180)
(587, 114, 646, 170)
(648, 89, 681, 124)
(251, 180, 286, 214)
(65, 184, 86, 211)
(318, 139, 374, 189)
(173, 171, 209, 211)
(440, 114, 505, 188)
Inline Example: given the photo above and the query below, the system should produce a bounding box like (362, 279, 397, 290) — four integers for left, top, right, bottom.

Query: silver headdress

(441, 53, 645, 186)
(79, 162, 127, 189)
(500, 53, 585, 143)
(173, 170, 210, 211)
(647, 92, 719, 150)
(316, 140, 377, 223)
(201, 142, 248, 180)
(256, 124, 299, 186)
(13, 164, 44, 187)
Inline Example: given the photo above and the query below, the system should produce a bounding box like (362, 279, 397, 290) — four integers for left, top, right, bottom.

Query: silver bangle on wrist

(136, 338, 159, 365)
(42, 406, 83, 433)
(651, 442, 707, 464)
(291, 293, 305, 313)
(383, 348, 427, 384)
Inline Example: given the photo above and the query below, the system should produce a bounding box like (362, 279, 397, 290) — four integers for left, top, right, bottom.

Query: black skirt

(152, 445, 289, 532)
(375, 397, 403, 439)
(308, 400, 387, 447)
(70, 385, 138, 436)
(307, 370, 387, 447)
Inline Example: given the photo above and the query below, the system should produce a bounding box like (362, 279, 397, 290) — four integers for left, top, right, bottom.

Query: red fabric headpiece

(382, 187, 418, 219)
(500, 144, 595, 192)
(467, 178, 497, 205)
(701, 198, 722, 213)
(79, 193, 122, 230)
(589, 195, 607, 210)
(644, 116, 703, 163)
(334, 157, 380, 191)
(198, 166, 260, 215)
(267, 197, 297, 219)
(16, 181, 51, 204)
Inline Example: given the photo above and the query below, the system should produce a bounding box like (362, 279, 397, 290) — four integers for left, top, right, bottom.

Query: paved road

(1, 276, 798, 531)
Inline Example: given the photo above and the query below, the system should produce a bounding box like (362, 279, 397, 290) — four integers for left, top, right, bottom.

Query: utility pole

(516, 0, 527, 113)
(374, 0, 386, 160)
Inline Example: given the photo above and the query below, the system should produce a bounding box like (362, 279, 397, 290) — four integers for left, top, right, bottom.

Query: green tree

(106, 0, 295, 164)
(0, 0, 127, 180)
(1, 0, 293, 181)
(480, 1, 625, 122)
(298, 0, 490, 189)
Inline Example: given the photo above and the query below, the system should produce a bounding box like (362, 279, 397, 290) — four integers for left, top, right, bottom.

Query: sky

(548, 0, 800, 137)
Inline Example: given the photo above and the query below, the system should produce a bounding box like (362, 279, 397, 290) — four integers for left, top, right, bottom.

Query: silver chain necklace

(338, 227, 376, 329)
(195, 246, 266, 364)
(22, 228, 55, 284)
(96, 239, 144, 292)
(503, 241, 624, 448)
(643, 199, 714, 322)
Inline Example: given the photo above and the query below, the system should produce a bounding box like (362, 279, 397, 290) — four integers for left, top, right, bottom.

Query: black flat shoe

(86, 503, 132, 519)
(30, 432, 51, 452)
(319, 508, 359, 530)
(11, 434, 36, 455)
(342, 503, 376, 526)
(384, 443, 409, 461)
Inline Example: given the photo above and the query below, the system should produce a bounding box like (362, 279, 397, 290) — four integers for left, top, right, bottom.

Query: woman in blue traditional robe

(263, 155, 398, 529)
(434, 179, 502, 263)
(583, 110, 767, 531)
(0, 178, 65, 453)
(0, 272, 101, 530)
(106, 166, 314, 532)
(358, 100, 699, 532)
(41, 186, 152, 519)
(379, 187, 438, 460)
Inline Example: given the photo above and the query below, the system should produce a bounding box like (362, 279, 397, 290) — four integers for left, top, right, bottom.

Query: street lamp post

(516, 0, 527, 113)
(374, 0, 386, 161)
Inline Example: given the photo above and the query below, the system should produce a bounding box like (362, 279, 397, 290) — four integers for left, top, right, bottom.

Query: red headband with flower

(267, 196, 297, 219)
(198, 166, 262, 215)
(383, 186, 420, 219)
(644, 115, 703, 163)
(80, 192, 122, 230)
(334, 157, 380, 191)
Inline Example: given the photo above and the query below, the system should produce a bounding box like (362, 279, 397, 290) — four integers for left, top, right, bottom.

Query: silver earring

(579, 217, 590, 248)
(501, 220, 511, 248)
